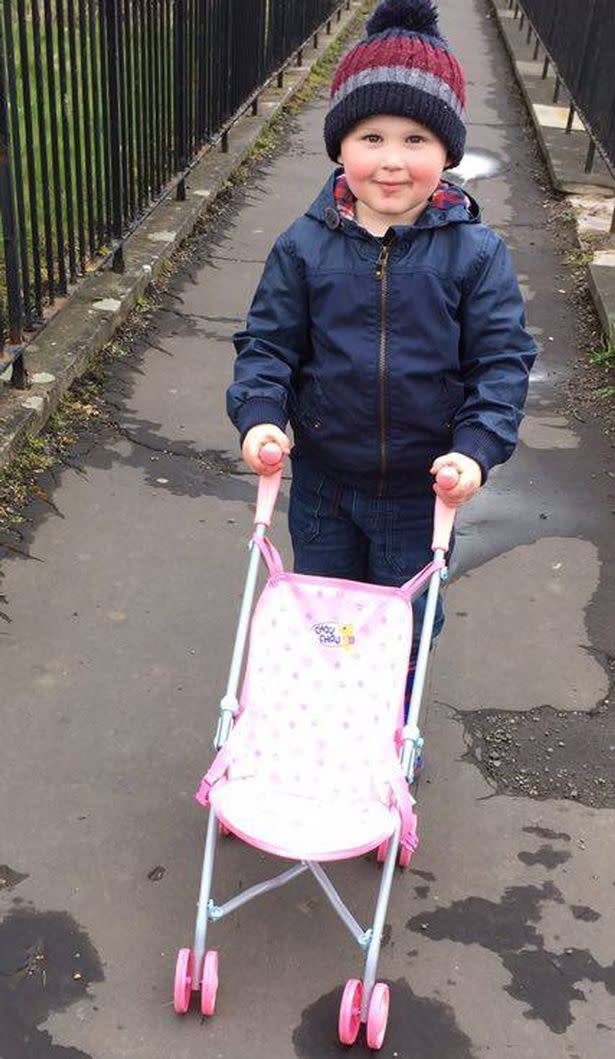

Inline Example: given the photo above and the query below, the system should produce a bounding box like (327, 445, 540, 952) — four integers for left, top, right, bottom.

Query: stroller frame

(176, 466, 454, 1046)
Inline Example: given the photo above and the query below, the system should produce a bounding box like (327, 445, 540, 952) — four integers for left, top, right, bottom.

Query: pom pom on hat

(366, 0, 441, 38)
(324, 0, 466, 167)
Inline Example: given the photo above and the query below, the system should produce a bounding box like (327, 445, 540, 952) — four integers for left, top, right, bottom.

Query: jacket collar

(306, 168, 480, 241)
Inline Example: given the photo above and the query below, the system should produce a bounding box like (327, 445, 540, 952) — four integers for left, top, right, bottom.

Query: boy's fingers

(433, 473, 477, 507)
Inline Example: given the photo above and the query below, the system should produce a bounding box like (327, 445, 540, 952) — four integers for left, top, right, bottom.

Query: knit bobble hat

(324, 0, 466, 167)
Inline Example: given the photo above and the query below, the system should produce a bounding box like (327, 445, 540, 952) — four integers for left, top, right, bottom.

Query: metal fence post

(553, 75, 561, 104)
(0, 7, 22, 344)
(174, 0, 187, 190)
(2, 0, 32, 326)
(105, 0, 124, 270)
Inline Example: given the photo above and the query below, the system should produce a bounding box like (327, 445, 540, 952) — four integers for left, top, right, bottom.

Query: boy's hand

(430, 452, 482, 508)
(242, 424, 291, 475)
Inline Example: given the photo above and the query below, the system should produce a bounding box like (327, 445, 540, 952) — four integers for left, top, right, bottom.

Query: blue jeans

(288, 458, 449, 661)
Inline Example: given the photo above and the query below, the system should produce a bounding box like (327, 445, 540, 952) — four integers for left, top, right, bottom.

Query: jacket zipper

(376, 239, 391, 497)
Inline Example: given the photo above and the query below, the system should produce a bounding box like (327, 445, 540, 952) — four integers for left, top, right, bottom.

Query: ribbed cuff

(236, 398, 288, 445)
(451, 425, 506, 483)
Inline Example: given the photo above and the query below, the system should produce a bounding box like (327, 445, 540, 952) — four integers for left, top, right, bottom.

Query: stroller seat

(211, 777, 397, 861)
(197, 554, 419, 862)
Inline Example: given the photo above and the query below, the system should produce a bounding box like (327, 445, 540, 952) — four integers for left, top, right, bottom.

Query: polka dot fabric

(209, 561, 416, 861)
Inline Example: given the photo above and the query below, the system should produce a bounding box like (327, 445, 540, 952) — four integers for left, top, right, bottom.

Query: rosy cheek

(344, 160, 375, 187)
(410, 154, 447, 183)
(352, 170, 373, 186)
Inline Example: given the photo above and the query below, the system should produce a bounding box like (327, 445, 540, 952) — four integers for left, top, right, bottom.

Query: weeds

(590, 341, 615, 371)
(563, 249, 594, 269)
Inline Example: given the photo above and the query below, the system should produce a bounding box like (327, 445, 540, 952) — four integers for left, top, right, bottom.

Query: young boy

(227, 0, 537, 710)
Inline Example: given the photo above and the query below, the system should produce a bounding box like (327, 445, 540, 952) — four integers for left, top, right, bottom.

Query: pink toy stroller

(173, 444, 456, 1049)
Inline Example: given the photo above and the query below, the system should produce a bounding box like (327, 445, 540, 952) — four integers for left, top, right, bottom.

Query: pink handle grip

(254, 443, 284, 526)
(432, 466, 458, 552)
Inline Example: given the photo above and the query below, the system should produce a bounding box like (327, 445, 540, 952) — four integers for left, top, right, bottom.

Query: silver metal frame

(401, 548, 446, 783)
(189, 527, 446, 1017)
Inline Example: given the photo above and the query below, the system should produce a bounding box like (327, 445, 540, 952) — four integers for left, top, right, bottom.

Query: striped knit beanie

(324, 0, 466, 167)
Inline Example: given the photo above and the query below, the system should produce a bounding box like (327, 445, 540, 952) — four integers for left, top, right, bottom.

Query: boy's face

(339, 115, 448, 229)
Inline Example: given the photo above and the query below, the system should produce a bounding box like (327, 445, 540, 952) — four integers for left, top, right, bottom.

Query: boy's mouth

(377, 182, 409, 191)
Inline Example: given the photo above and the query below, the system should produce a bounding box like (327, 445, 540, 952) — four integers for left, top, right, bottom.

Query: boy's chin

(371, 198, 424, 216)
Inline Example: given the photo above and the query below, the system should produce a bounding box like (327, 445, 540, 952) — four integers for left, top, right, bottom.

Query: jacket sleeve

(452, 232, 537, 480)
(227, 232, 310, 441)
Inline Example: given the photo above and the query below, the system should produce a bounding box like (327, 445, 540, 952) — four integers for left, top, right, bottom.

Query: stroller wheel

(173, 948, 193, 1014)
(200, 950, 219, 1016)
(338, 978, 363, 1045)
(366, 982, 390, 1050)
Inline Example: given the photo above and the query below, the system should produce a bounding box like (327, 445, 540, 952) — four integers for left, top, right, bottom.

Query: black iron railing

(508, 0, 615, 221)
(0, 0, 344, 366)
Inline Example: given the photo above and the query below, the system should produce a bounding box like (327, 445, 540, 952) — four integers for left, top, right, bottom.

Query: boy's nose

(381, 155, 404, 171)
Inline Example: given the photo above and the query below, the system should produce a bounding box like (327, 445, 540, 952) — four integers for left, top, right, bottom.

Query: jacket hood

(305, 168, 480, 238)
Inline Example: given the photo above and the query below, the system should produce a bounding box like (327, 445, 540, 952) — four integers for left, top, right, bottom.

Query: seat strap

(195, 746, 230, 807)
(399, 559, 445, 603)
(393, 775, 420, 853)
(251, 533, 285, 578)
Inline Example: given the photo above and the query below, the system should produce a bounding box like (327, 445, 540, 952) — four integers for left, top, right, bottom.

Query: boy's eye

(362, 134, 382, 144)
(407, 135, 425, 144)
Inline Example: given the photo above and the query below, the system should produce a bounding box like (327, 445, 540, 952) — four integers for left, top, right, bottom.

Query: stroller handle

(255, 443, 457, 550)
(254, 443, 284, 526)
(432, 467, 457, 553)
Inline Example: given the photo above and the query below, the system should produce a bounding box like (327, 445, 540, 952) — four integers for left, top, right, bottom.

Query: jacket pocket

(293, 372, 326, 434)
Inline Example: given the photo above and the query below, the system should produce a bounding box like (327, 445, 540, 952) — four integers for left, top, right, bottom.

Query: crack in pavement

(111, 422, 238, 475)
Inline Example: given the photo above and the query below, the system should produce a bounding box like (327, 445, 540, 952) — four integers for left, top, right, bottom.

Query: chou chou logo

(312, 622, 355, 650)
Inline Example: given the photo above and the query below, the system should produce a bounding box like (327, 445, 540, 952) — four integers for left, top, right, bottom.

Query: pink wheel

(376, 839, 389, 863)
(338, 978, 363, 1045)
(173, 948, 193, 1014)
(200, 950, 219, 1016)
(219, 820, 231, 837)
(366, 982, 390, 1050)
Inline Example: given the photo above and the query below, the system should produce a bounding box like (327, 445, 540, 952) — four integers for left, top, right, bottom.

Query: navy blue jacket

(228, 171, 537, 496)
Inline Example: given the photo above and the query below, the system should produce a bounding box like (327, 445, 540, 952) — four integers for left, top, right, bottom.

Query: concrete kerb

(0, 0, 365, 472)
(487, 0, 615, 346)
